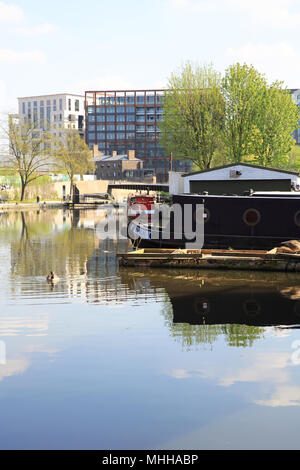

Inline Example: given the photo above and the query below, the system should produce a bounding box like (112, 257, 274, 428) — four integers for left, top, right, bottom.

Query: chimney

(93, 144, 102, 157)
(112, 150, 117, 157)
(127, 150, 135, 160)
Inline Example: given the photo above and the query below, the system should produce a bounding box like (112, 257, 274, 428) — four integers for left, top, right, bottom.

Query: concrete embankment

(0, 201, 66, 212)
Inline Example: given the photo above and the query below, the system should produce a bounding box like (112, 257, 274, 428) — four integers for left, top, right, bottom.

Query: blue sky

(1, 0, 300, 113)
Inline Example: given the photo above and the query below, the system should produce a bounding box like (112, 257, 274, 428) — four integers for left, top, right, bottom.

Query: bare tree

(0, 115, 54, 201)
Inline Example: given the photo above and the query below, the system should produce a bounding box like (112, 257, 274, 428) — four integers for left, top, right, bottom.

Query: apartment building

(85, 89, 191, 183)
(18, 93, 85, 138)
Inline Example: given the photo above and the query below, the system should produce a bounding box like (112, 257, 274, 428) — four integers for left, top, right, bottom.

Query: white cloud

(0, 49, 46, 65)
(255, 386, 300, 407)
(0, 1, 25, 24)
(227, 0, 300, 27)
(0, 2, 58, 35)
(0, 358, 30, 382)
(15, 23, 59, 36)
(226, 42, 300, 87)
(220, 353, 290, 387)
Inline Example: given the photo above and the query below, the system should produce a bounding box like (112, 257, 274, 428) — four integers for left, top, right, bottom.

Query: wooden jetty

(117, 247, 300, 272)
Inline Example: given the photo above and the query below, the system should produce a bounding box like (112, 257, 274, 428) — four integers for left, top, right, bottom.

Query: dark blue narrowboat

(129, 192, 300, 250)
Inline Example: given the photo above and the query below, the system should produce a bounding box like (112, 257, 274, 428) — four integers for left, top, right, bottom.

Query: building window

(106, 96, 115, 105)
(107, 114, 115, 122)
(146, 95, 155, 104)
(136, 95, 145, 104)
(116, 96, 125, 105)
(68, 99, 71, 111)
(117, 125, 125, 131)
(96, 115, 105, 122)
(75, 100, 80, 111)
(22, 102, 26, 114)
(97, 133, 105, 139)
(88, 132, 96, 140)
(59, 99, 63, 110)
(116, 115, 125, 122)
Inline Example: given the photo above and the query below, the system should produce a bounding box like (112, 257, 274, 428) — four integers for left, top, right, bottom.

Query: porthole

(194, 297, 210, 315)
(243, 208, 261, 227)
(243, 298, 261, 316)
(294, 210, 300, 227)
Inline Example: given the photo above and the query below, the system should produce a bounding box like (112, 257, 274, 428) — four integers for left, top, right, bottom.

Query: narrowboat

(128, 192, 300, 250)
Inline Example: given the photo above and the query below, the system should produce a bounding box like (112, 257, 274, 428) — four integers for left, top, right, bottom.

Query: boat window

(294, 210, 300, 227)
(243, 208, 261, 226)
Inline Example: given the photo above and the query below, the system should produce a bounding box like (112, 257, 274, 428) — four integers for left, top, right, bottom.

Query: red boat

(128, 195, 155, 222)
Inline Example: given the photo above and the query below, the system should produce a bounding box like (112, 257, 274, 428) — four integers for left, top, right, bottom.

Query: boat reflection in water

(120, 268, 300, 347)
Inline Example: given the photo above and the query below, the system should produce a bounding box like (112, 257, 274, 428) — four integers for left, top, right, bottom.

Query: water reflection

(1, 209, 300, 449)
(119, 268, 300, 349)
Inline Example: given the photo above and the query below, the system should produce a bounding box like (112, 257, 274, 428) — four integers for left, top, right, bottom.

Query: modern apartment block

(85, 89, 191, 183)
(18, 93, 85, 138)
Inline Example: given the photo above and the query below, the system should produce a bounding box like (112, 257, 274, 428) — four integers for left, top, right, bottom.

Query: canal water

(1, 208, 300, 450)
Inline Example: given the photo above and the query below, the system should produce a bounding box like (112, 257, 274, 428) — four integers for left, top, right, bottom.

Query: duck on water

(46, 272, 59, 283)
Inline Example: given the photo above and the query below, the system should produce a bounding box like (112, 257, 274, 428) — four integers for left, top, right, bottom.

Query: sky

(1, 0, 300, 113)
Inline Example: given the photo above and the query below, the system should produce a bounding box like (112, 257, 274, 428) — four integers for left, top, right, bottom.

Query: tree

(159, 62, 225, 170)
(222, 63, 299, 166)
(0, 115, 53, 201)
(54, 129, 95, 194)
(222, 63, 267, 163)
(247, 83, 299, 168)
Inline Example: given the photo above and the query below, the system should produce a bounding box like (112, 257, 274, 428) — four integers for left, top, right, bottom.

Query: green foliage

(54, 130, 95, 192)
(161, 61, 300, 172)
(286, 144, 300, 171)
(222, 63, 268, 162)
(159, 62, 224, 170)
